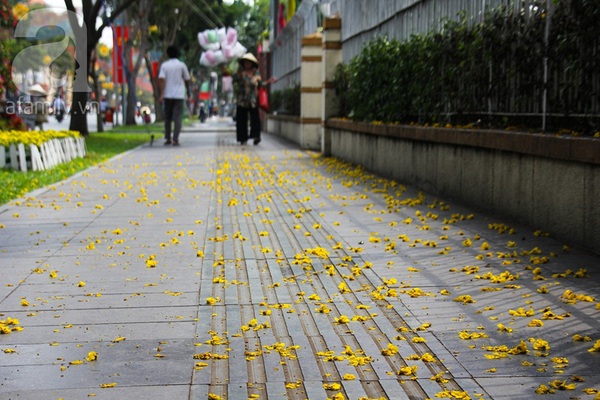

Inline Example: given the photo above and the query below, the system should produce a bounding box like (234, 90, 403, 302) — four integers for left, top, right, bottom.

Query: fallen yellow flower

(588, 339, 600, 353)
(458, 330, 488, 340)
(497, 323, 513, 333)
(381, 343, 398, 356)
(572, 334, 592, 342)
(527, 319, 544, 328)
(397, 365, 418, 376)
(86, 351, 98, 362)
(323, 382, 342, 390)
(549, 379, 577, 390)
(454, 295, 475, 304)
(434, 390, 471, 399)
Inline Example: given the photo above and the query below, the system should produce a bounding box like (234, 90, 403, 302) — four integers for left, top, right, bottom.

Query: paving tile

(1, 124, 599, 399)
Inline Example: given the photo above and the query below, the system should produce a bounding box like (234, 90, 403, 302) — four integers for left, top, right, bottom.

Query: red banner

(112, 26, 129, 84)
(152, 60, 159, 78)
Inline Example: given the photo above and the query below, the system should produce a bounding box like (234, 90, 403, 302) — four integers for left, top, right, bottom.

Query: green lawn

(0, 128, 155, 206)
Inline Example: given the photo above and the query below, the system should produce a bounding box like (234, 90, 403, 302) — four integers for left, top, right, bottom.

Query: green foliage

(333, 63, 350, 117)
(335, 2, 600, 133)
(270, 84, 300, 116)
(236, 0, 270, 54)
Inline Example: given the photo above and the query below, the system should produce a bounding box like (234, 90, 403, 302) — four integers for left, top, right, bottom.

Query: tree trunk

(91, 61, 104, 132)
(126, 75, 137, 125)
(69, 91, 89, 136)
(145, 54, 164, 122)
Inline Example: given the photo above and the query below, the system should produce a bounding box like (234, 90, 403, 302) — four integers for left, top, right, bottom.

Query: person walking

(52, 94, 66, 123)
(233, 53, 275, 145)
(158, 45, 191, 146)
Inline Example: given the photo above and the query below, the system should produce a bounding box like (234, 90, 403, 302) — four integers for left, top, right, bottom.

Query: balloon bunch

(198, 28, 246, 67)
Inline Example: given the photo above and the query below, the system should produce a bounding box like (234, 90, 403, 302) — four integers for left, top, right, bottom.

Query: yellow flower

(588, 339, 600, 352)
(397, 365, 418, 376)
(434, 390, 471, 399)
(572, 334, 592, 342)
(454, 294, 475, 304)
(338, 282, 351, 294)
(86, 351, 98, 361)
(323, 383, 341, 390)
(531, 338, 550, 351)
(342, 374, 355, 380)
(381, 343, 398, 356)
(100, 383, 117, 388)
(535, 384, 554, 394)
(548, 379, 577, 390)
(527, 319, 544, 327)
(458, 330, 488, 340)
(206, 297, 217, 305)
(13, 3, 29, 19)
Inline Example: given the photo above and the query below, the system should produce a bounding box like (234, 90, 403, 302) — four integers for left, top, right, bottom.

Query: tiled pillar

(301, 32, 323, 150)
(321, 16, 342, 156)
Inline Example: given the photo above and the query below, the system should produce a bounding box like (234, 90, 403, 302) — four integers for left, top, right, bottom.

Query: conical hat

(239, 52, 258, 66)
(28, 84, 47, 96)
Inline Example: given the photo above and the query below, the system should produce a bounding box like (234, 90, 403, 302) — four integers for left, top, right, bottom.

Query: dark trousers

(236, 105, 260, 143)
(163, 98, 184, 142)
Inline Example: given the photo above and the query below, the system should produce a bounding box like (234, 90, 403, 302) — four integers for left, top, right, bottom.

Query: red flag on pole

(112, 26, 129, 84)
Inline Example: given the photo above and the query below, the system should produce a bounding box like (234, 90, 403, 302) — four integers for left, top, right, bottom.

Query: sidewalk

(1, 119, 599, 400)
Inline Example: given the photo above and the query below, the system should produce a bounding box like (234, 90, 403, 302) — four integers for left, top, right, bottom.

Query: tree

(121, 0, 154, 125)
(63, 0, 136, 135)
(236, 0, 270, 55)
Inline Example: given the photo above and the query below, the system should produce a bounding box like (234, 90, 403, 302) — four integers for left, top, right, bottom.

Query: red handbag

(258, 86, 269, 112)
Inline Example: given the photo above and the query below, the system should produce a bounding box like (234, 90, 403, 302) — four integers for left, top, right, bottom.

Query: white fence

(0, 137, 87, 172)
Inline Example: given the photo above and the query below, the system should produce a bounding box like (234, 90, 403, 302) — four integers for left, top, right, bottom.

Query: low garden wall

(266, 114, 600, 254)
(326, 119, 600, 255)
(266, 115, 302, 145)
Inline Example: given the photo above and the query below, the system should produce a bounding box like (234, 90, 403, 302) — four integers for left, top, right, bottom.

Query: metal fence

(269, 0, 321, 93)
(270, 0, 544, 87)
(340, 0, 546, 60)
(269, 0, 600, 129)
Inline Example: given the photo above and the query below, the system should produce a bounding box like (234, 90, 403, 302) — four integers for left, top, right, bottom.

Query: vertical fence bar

(542, 0, 553, 132)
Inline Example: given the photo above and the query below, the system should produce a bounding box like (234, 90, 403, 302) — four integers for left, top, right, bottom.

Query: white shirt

(159, 58, 191, 99)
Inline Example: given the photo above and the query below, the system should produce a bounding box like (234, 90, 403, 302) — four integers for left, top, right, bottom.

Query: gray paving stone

(1, 125, 599, 399)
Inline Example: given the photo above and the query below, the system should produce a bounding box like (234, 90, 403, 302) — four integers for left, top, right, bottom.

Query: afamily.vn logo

(11, 7, 92, 95)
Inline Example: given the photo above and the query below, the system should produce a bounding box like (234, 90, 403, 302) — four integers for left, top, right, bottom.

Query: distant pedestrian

(232, 53, 275, 145)
(158, 45, 191, 146)
(52, 95, 66, 123)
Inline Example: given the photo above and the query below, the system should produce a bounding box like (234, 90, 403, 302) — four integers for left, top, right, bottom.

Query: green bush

(270, 84, 301, 116)
(334, 3, 600, 134)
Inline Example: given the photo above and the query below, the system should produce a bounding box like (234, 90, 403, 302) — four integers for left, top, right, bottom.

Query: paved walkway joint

(1, 121, 600, 400)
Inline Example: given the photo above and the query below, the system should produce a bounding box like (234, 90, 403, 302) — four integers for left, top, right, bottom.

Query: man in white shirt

(158, 46, 191, 146)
